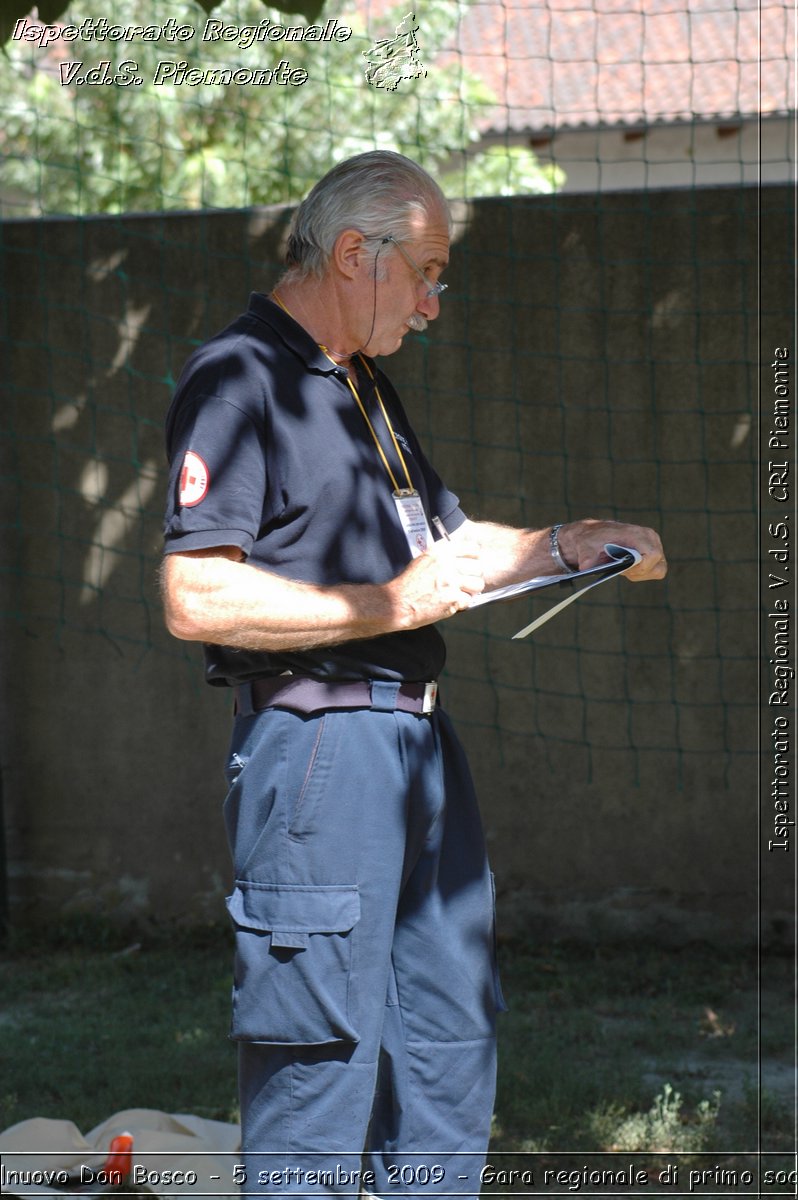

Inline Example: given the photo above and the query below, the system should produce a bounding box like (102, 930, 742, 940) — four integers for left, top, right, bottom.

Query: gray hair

(282, 151, 450, 281)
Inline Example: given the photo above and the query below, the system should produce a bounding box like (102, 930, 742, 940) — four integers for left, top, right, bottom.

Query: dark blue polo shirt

(163, 292, 465, 685)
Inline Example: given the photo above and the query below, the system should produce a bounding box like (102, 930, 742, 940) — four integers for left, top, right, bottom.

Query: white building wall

(511, 117, 794, 192)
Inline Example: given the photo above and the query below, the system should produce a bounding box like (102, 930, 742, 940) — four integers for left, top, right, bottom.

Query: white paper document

(469, 543, 642, 639)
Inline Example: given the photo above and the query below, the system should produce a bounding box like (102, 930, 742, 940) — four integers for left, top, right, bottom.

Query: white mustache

(406, 314, 428, 332)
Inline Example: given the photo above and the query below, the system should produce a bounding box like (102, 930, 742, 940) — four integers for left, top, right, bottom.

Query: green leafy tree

(1, 0, 561, 215)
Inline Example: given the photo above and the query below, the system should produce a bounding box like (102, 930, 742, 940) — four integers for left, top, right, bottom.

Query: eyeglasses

(381, 235, 448, 299)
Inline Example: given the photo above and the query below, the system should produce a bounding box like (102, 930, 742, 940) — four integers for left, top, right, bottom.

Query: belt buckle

(422, 681, 438, 714)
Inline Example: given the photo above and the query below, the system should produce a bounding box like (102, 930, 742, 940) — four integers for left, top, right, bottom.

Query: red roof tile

(361, 0, 795, 132)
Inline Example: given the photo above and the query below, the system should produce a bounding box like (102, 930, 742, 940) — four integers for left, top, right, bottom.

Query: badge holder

(393, 487, 433, 559)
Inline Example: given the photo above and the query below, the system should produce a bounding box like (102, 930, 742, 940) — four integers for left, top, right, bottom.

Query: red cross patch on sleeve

(178, 450, 210, 507)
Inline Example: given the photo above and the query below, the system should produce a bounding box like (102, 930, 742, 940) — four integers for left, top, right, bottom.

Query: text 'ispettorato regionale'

(12, 17, 354, 48)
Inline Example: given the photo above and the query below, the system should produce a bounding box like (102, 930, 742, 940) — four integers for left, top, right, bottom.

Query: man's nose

(417, 290, 440, 321)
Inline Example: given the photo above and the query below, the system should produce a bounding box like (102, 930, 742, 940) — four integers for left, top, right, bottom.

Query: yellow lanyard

(341, 356, 414, 494)
(271, 291, 414, 493)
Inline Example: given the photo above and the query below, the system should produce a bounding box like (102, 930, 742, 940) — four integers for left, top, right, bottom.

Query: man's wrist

(549, 523, 577, 573)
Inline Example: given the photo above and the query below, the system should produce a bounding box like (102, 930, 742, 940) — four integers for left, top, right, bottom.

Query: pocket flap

(226, 882, 360, 934)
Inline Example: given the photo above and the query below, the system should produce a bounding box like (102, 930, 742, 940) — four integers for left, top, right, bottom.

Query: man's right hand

(386, 537, 485, 630)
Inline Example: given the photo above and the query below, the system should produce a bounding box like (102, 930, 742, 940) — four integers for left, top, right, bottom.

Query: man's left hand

(558, 519, 667, 582)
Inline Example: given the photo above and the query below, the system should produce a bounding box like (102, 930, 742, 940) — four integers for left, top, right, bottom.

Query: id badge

(393, 488, 433, 559)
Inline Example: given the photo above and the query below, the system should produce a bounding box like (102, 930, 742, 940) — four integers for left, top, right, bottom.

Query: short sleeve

(418, 454, 466, 536)
(163, 394, 267, 557)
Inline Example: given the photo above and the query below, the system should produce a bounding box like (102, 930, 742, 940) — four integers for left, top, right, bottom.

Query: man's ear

(333, 229, 371, 280)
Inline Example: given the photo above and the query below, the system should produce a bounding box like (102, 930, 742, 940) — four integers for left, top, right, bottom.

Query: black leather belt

(235, 676, 439, 717)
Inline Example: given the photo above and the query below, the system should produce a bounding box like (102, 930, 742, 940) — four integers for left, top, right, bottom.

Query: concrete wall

(0, 186, 788, 944)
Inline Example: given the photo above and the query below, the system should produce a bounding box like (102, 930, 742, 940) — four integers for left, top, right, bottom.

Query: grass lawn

(493, 938, 794, 1155)
(1, 923, 793, 1164)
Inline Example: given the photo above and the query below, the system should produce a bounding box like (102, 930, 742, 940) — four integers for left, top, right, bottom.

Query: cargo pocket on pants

(226, 881, 361, 1045)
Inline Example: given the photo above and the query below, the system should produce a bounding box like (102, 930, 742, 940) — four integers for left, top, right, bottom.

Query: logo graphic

(179, 450, 209, 507)
(363, 13, 426, 91)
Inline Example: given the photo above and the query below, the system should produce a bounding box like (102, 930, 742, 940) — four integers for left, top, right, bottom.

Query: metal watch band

(549, 523, 573, 572)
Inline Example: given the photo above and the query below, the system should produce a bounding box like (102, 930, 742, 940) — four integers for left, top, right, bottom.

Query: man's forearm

(161, 540, 486, 652)
(463, 517, 668, 586)
(460, 521, 553, 588)
(162, 551, 398, 651)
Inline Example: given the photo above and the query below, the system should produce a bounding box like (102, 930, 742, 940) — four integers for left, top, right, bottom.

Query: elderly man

(161, 151, 666, 1193)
